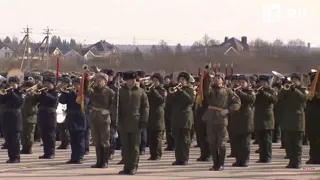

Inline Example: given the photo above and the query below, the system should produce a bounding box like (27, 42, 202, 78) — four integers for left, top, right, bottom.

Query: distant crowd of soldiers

(0, 67, 319, 176)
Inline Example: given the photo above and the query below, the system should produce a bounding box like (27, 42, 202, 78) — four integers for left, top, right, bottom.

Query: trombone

(21, 84, 38, 94)
(0, 87, 13, 95)
(283, 83, 294, 90)
(168, 83, 182, 93)
(145, 83, 155, 92)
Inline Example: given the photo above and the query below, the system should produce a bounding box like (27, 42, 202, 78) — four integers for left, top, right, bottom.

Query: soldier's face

(178, 77, 187, 86)
(213, 76, 223, 85)
(126, 79, 135, 87)
(164, 78, 170, 85)
(43, 81, 54, 89)
(239, 80, 248, 88)
(9, 82, 18, 89)
(291, 78, 301, 86)
(231, 80, 238, 88)
(152, 78, 160, 86)
(73, 82, 80, 89)
(96, 78, 106, 87)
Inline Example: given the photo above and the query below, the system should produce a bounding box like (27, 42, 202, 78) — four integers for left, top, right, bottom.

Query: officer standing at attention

(202, 72, 241, 171)
(0, 76, 24, 163)
(20, 80, 39, 154)
(33, 75, 43, 143)
(86, 73, 115, 168)
(278, 73, 307, 168)
(146, 73, 166, 160)
(254, 75, 277, 163)
(230, 75, 255, 167)
(164, 75, 175, 151)
(115, 71, 149, 175)
(59, 77, 88, 164)
(56, 77, 71, 149)
(37, 76, 59, 159)
(171, 72, 195, 166)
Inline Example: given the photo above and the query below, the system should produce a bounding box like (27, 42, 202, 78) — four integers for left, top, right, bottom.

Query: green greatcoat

(113, 85, 149, 171)
(21, 93, 38, 149)
(86, 85, 115, 167)
(171, 86, 195, 162)
(146, 86, 166, 159)
(278, 86, 307, 166)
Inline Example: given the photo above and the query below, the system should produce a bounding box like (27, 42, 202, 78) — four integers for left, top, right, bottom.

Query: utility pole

(20, 25, 32, 71)
(43, 26, 52, 70)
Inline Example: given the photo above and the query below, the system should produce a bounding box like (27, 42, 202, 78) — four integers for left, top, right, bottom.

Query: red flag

(309, 67, 320, 100)
(196, 70, 208, 105)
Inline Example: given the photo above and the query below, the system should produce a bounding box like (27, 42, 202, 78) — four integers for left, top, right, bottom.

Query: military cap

(95, 72, 109, 81)
(43, 76, 56, 84)
(8, 76, 20, 84)
(136, 70, 146, 78)
(23, 81, 35, 87)
(101, 69, 115, 76)
(62, 74, 70, 78)
(72, 77, 81, 84)
(177, 72, 190, 82)
(231, 74, 239, 81)
(238, 75, 248, 82)
(215, 72, 225, 80)
(259, 75, 270, 82)
(151, 73, 164, 84)
(249, 75, 258, 81)
(34, 75, 43, 81)
(62, 77, 72, 84)
(123, 71, 137, 80)
(290, 72, 302, 81)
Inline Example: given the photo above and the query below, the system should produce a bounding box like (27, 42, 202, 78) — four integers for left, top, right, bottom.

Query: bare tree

(3, 36, 11, 44)
(159, 40, 171, 54)
(272, 39, 284, 47)
(287, 39, 306, 47)
(249, 38, 270, 48)
(175, 43, 183, 54)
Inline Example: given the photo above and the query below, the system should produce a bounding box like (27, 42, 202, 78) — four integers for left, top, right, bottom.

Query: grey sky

(1, 0, 318, 46)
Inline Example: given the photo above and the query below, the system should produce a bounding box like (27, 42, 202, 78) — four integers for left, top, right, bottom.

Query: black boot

(101, 147, 108, 168)
(91, 146, 102, 168)
(209, 151, 219, 171)
(215, 147, 226, 171)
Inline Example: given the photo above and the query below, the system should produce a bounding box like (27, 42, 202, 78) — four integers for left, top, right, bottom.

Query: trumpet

(0, 87, 13, 95)
(138, 76, 151, 82)
(254, 86, 264, 93)
(232, 86, 242, 91)
(21, 84, 38, 94)
(145, 83, 155, 92)
(59, 86, 77, 93)
(168, 83, 182, 93)
(36, 87, 48, 93)
(283, 83, 294, 90)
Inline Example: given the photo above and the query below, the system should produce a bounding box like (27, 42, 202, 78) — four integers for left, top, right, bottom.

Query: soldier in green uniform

(115, 71, 149, 175)
(170, 72, 195, 166)
(56, 77, 71, 149)
(227, 75, 239, 158)
(230, 75, 255, 167)
(33, 75, 43, 143)
(254, 75, 277, 163)
(272, 83, 282, 143)
(146, 73, 166, 160)
(86, 73, 115, 168)
(20, 81, 39, 154)
(278, 73, 307, 168)
(202, 72, 241, 171)
(306, 71, 320, 164)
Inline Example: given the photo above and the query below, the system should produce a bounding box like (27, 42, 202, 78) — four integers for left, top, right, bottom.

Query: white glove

(114, 132, 118, 138)
(220, 109, 229, 116)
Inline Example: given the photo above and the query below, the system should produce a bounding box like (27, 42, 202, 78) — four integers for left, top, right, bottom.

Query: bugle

(145, 83, 155, 92)
(168, 83, 182, 93)
(0, 87, 13, 95)
(283, 83, 294, 90)
(254, 86, 264, 93)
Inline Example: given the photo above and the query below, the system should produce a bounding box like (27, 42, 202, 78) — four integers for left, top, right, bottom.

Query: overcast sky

(0, 0, 318, 46)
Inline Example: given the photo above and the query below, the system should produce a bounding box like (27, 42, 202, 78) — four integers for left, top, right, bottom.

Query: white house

(0, 44, 16, 59)
(64, 49, 83, 60)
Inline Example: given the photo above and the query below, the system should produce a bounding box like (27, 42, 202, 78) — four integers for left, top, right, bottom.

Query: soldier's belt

(92, 107, 110, 115)
(208, 106, 224, 111)
(92, 107, 106, 111)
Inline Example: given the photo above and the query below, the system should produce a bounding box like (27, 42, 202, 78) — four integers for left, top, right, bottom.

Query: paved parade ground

(0, 139, 319, 180)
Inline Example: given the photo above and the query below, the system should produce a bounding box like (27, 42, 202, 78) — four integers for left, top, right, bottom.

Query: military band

(0, 65, 319, 175)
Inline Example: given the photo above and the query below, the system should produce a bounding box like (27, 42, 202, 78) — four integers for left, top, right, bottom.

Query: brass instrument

(21, 84, 38, 94)
(0, 87, 13, 95)
(168, 83, 182, 93)
(59, 85, 77, 93)
(232, 86, 242, 91)
(36, 87, 48, 93)
(138, 76, 151, 82)
(283, 83, 294, 90)
(254, 86, 264, 93)
(145, 83, 155, 92)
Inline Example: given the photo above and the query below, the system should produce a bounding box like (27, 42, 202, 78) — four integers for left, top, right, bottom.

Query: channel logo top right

(262, 4, 307, 23)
